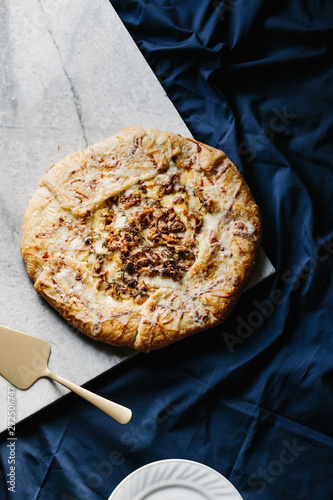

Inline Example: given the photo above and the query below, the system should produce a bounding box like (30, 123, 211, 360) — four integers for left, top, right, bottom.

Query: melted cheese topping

(41, 162, 247, 306)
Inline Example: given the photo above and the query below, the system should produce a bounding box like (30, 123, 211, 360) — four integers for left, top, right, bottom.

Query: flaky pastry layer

(21, 127, 262, 352)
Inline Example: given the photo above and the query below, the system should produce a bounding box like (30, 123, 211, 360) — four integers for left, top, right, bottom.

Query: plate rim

(108, 458, 243, 499)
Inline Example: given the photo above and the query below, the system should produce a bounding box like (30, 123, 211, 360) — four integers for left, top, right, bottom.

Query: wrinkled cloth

(1, 1, 333, 499)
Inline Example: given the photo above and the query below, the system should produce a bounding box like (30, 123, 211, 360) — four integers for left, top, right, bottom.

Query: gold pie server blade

(0, 325, 132, 425)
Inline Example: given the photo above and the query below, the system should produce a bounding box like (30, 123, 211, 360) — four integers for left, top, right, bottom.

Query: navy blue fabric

(1, 1, 333, 498)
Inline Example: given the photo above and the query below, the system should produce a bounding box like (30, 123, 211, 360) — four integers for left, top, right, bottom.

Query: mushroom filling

(89, 176, 208, 301)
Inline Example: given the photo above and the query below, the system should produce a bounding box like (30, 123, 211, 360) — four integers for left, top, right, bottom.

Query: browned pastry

(21, 127, 262, 352)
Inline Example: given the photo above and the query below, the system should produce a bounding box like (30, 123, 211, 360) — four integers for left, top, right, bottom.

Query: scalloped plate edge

(108, 459, 243, 500)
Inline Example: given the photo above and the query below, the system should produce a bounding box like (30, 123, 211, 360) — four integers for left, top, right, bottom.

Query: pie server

(0, 325, 132, 424)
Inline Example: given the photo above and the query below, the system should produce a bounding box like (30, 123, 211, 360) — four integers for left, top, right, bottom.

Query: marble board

(0, 0, 274, 433)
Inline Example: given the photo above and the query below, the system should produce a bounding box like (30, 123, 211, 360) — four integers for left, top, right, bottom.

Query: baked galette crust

(21, 127, 262, 352)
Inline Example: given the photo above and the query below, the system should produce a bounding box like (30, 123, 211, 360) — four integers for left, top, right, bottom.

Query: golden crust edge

(21, 128, 263, 352)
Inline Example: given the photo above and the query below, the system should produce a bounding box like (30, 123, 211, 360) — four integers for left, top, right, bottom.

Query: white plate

(108, 459, 243, 500)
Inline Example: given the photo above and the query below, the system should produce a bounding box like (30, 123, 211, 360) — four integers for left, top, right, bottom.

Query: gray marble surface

(0, 0, 274, 433)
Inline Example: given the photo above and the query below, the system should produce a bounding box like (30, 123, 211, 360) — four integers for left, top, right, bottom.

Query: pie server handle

(47, 370, 132, 425)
